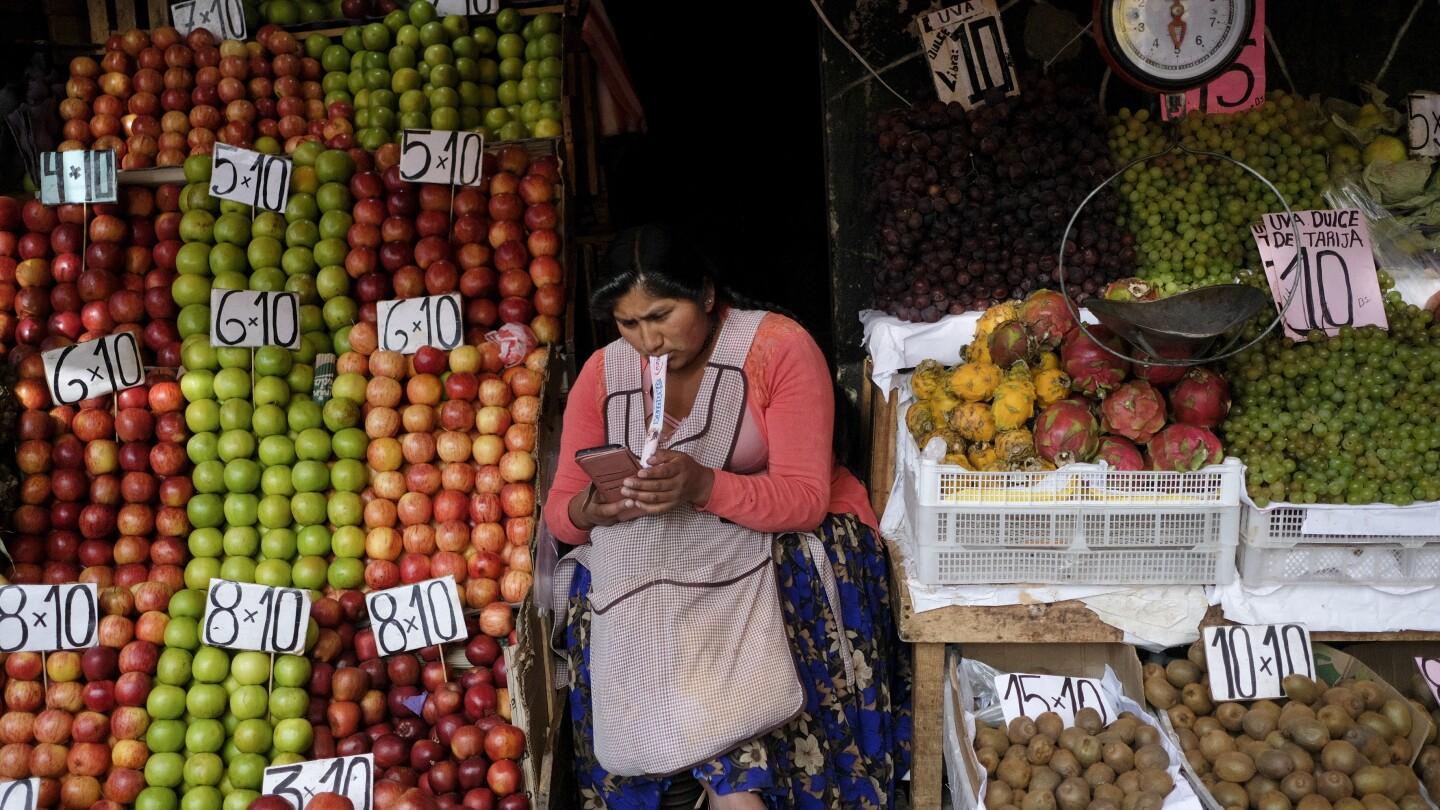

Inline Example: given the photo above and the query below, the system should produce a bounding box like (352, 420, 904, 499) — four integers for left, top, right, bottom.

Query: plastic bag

(485, 323, 539, 367)
(1325, 176, 1440, 307)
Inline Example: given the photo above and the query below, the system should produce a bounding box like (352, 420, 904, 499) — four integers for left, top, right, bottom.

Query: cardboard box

(945, 643, 1152, 810)
(1342, 641, 1440, 708)
(1313, 643, 1434, 766)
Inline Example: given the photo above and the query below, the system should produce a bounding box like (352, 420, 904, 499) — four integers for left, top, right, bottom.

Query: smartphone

(575, 444, 641, 500)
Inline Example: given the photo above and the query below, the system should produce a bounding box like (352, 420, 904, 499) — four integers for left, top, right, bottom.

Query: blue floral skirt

(563, 513, 913, 809)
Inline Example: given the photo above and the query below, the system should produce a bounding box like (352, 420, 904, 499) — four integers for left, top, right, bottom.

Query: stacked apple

(301, 594, 528, 809)
(484, 146, 563, 346)
(0, 643, 158, 810)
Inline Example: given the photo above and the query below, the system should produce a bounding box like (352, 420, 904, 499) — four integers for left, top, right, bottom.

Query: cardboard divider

(1313, 643, 1434, 767)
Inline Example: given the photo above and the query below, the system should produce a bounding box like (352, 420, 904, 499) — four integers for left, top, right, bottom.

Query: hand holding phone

(574, 445, 646, 524)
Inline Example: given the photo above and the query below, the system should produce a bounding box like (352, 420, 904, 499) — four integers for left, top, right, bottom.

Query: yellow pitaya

(949, 362, 1002, 402)
(950, 401, 997, 443)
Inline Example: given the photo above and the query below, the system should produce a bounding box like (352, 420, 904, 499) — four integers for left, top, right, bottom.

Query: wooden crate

(86, 0, 170, 45)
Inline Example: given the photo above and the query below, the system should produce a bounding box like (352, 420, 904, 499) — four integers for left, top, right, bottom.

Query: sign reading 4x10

(210, 144, 293, 212)
(38, 151, 116, 205)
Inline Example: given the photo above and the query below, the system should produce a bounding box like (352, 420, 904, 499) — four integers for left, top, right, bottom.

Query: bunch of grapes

(1222, 278, 1440, 506)
(1109, 91, 1332, 294)
(867, 74, 1135, 322)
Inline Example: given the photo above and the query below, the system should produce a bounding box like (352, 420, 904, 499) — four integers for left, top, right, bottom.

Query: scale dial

(1095, 0, 1255, 92)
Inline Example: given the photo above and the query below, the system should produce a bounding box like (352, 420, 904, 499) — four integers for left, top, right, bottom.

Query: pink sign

(1417, 657, 1440, 707)
(1251, 209, 1388, 341)
(1160, 0, 1266, 121)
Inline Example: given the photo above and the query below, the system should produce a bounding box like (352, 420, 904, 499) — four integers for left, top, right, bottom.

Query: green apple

(219, 556, 256, 584)
(186, 494, 224, 531)
(184, 753, 224, 786)
(185, 556, 222, 590)
(191, 647, 229, 683)
(252, 404, 288, 437)
(253, 376, 292, 408)
(250, 267, 287, 292)
(274, 655, 311, 688)
(185, 400, 220, 434)
(330, 459, 367, 493)
(297, 525, 332, 556)
(258, 435, 296, 466)
(228, 684, 269, 720)
(328, 492, 363, 527)
(146, 686, 188, 721)
(272, 719, 313, 754)
(295, 427, 332, 460)
(188, 527, 223, 558)
(186, 719, 227, 754)
(328, 558, 364, 590)
(290, 492, 327, 526)
(163, 616, 200, 650)
(217, 430, 257, 462)
(186, 432, 219, 466)
(155, 649, 193, 686)
(231, 652, 270, 685)
(191, 460, 225, 494)
(180, 786, 222, 810)
(146, 718, 186, 753)
(144, 751, 185, 787)
(169, 588, 206, 619)
(226, 753, 267, 791)
(291, 460, 330, 493)
(257, 495, 293, 530)
(332, 526, 366, 558)
(254, 559, 292, 587)
(231, 719, 272, 754)
(261, 465, 294, 496)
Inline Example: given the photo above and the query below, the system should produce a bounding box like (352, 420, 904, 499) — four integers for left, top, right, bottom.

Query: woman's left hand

(619, 449, 715, 515)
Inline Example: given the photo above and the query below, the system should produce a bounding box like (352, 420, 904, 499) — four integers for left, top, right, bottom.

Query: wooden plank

(147, 0, 168, 28)
(910, 642, 946, 810)
(87, 0, 110, 44)
(116, 0, 135, 34)
(869, 382, 895, 518)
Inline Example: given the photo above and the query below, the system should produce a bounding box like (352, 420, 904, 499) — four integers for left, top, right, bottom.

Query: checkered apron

(580, 309, 805, 777)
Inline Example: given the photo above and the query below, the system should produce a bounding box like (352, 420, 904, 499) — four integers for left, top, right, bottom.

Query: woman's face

(611, 285, 714, 370)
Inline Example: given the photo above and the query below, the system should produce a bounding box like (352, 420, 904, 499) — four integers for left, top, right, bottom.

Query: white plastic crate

(1239, 501, 1440, 585)
(909, 459, 1243, 585)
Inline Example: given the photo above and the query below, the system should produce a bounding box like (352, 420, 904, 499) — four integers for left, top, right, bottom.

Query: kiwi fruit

(1379, 700, 1412, 738)
(1092, 783, 1125, 804)
(1011, 716, 1041, 745)
(1245, 710, 1281, 741)
(1134, 725, 1160, 748)
(1102, 741, 1135, 774)
(980, 747, 1003, 776)
(1408, 676, 1438, 711)
(1075, 736, 1103, 768)
(1110, 717, 1137, 746)
(1023, 790, 1058, 810)
(1088, 801, 1120, 810)
(1248, 776, 1281, 806)
(1297, 796, 1334, 810)
(1143, 662, 1165, 682)
(1029, 735, 1056, 766)
(981, 726, 1014, 752)
(1176, 728, 1200, 752)
(1184, 683, 1216, 716)
(1037, 712, 1066, 742)
(1396, 797, 1426, 810)
(1325, 688, 1366, 720)
(1167, 660, 1202, 688)
(1242, 739, 1276, 762)
(1415, 746, 1440, 772)
(1084, 762, 1116, 786)
(1258, 749, 1297, 780)
(1186, 749, 1211, 776)
(1145, 677, 1179, 711)
(1195, 717, 1224, 737)
(1060, 727, 1088, 754)
(1031, 766, 1062, 795)
(1216, 751, 1259, 783)
(1133, 745, 1169, 772)
(1056, 777, 1090, 810)
(1353, 682, 1385, 713)
(1352, 766, 1391, 797)
(1320, 741, 1361, 775)
(1281, 703, 1318, 733)
(1335, 799, 1366, 810)
(1217, 703, 1248, 733)
(1212, 781, 1250, 809)
(1169, 705, 1197, 730)
(1283, 743, 1315, 774)
(1284, 676, 1323, 706)
(1317, 771, 1356, 802)
(988, 782, 1016, 809)
(1356, 712, 1396, 741)
(1138, 769, 1173, 795)
(1282, 771, 1317, 801)
(1318, 705, 1356, 740)
(1255, 701, 1286, 719)
(1114, 771, 1140, 795)
(1051, 749, 1082, 778)
(1268, 731, 1291, 750)
(1073, 709, 1101, 736)
(1291, 720, 1332, 754)
(1129, 792, 1165, 810)
(1259, 789, 1295, 810)
(1359, 796, 1398, 810)
(1386, 738, 1410, 765)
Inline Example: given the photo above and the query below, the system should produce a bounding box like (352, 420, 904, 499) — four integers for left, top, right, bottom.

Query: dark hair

(590, 224, 724, 320)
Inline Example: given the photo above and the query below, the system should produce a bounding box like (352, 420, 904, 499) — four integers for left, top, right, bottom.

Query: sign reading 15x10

(210, 290, 301, 349)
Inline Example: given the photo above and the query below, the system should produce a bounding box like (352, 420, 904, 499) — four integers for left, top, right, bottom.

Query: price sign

(398, 129, 485, 186)
(1252, 209, 1389, 341)
(311, 352, 336, 403)
(432, 0, 497, 13)
(42, 332, 145, 406)
(1416, 657, 1440, 707)
(0, 585, 98, 653)
(210, 290, 301, 349)
(171, 0, 246, 42)
(263, 754, 373, 810)
(1204, 624, 1314, 701)
(377, 293, 463, 354)
(38, 150, 117, 205)
(365, 577, 465, 657)
(1407, 93, 1440, 157)
(210, 144, 291, 211)
(993, 672, 1117, 726)
(0, 779, 40, 810)
(916, 0, 1018, 110)
(201, 580, 310, 654)
(1160, 0, 1265, 121)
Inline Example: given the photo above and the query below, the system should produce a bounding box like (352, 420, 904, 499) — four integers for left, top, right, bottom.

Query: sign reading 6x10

(41, 332, 145, 406)
(377, 293, 463, 354)
(398, 129, 485, 186)
(211, 144, 292, 211)
(210, 290, 301, 349)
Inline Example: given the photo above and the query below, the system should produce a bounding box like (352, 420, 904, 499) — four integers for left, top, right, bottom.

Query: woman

(544, 224, 911, 809)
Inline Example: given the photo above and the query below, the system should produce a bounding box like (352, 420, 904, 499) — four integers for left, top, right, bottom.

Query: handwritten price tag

(1408, 93, 1440, 157)
(0, 585, 98, 652)
(398, 129, 486, 186)
(916, 0, 1018, 110)
(42, 332, 145, 406)
(210, 144, 291, 211)
(210, 290, 301, 349)
(1160, 0, 1265, 120)
(0, 779, 40, 810)
(1416, 657, 1440, 707)
(201, 580, 310, 654)
(263, 754, 373, 810)
(1204, 624, 1314, 701)
(365, 577, 465, 657)
(171, 0, 246, 41)
(377, 293, 463, 354)
(1252, 209, 1388, 341)
(38, 150, 117, 205)
(993, 672, 1116, 726)
(432, 0, 498, 14)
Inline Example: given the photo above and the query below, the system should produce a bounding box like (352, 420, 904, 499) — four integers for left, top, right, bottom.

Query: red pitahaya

(988, 320, 1036, 368)
(1033, 400, 1100, 465)
(1061, 325, 1130, 396)
(1019, 289, 1078, 349)
(1147, 424, 1224, 472)
(1100, 381, 1168, 444)
(1131, 347, 1191, 387)
(1095, 436, 1145, 471)
(1168, 367, 1231, 428)
(1101, 277, 1159, 302)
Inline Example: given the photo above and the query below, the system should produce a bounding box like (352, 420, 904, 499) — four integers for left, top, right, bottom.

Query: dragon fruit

(988, 319, 1036, 369)
(1131, 347, 1189, 387)
(1100, 381, 1168, 444)
(1101, 277, 1159, 302)
(1095, 436, 1145, 471)
(1061, 325, 1130, 396)
(1168, 368, 1231, 428)
(1018, 289, 1078, 349)
(1147, 424, 1224, 472)
(1033, 400, 1100, 465)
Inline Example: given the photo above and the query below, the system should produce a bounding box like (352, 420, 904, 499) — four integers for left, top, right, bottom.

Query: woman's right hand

(568, 485, 633, 531)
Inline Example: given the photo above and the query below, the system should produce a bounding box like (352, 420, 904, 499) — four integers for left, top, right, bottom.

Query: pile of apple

(304, 4, 562, 149)
(0, 644, 158, 810)
(3, 189, 181, 366)
(304, 594, 529, 809)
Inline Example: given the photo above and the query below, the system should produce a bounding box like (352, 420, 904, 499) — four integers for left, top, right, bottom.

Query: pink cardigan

(544, 312, 877, 544)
